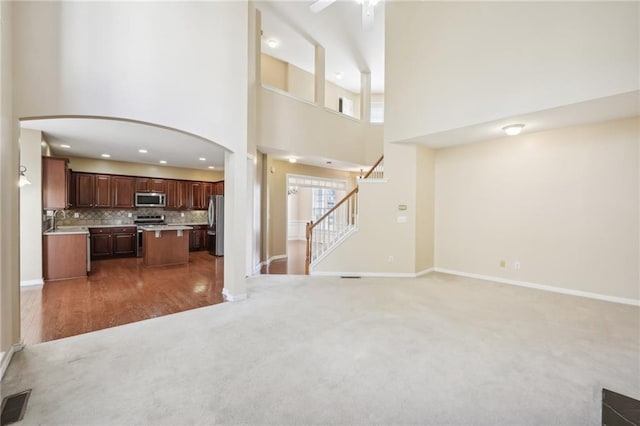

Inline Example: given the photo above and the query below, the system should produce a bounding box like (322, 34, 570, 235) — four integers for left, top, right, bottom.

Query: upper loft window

(370, 100, 384, 123)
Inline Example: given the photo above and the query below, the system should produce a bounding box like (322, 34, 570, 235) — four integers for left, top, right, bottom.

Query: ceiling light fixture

(159, 160, 167, 164)
(138, 149, 148, 153)
(19, 166, 31, 187)
(335, 72, 343, 80)
(502, 124, 525, 136)
(266, 38, 279, 48)
(60, 144, 71, 149)
(288, 157, 297, 164)
(208, 166, 215, 169)
(199, 157, 206, 161)
(101, 153, 111, 158)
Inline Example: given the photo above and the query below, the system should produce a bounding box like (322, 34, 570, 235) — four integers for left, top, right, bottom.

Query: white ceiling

(258, 0, 385, 94)
(21, 118, 227, 171)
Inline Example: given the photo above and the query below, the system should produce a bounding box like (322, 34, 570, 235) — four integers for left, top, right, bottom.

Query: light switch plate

(397, 216, 407, 224)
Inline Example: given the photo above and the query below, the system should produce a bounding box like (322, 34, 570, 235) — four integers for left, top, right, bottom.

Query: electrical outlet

(181, 212, 185, 217)
(73, 213, 79, 218)
(499, 259, 506, 268)
(127, 213, 132, 218)
(387, 256, 394, 263)
(513, 261, 521, 270)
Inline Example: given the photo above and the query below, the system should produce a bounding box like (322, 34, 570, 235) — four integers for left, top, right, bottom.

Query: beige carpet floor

(2, 272, 639, 425)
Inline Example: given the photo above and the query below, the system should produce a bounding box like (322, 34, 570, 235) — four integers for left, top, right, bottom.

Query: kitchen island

(140, 225, 193, 267)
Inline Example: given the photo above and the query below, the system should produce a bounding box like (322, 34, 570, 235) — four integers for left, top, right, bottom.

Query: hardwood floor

(260, 240, 306, 275)
(21, 251, 224, 345)
(22, 241, 305, 346)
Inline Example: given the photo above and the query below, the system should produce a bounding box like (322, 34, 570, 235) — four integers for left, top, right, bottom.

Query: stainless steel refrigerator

(207, 195, 224, 256)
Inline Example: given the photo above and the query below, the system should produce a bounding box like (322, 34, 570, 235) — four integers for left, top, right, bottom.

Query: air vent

(1, 389, 31, 425)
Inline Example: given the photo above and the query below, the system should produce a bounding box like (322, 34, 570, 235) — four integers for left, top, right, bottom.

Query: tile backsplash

(56, 208, 208, 226)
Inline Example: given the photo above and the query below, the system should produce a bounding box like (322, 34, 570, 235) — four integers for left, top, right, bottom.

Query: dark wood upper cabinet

(111, 176, 135, 209)
(42, 157, 69, 210)
(74, 173, 96, 208)
(202, 183, 213, 205)
(135, 178, 151, 193)
(149, 179, 165, 193)
(214, 181, 224, 196)
(94, 175, 112, 207)
(189, 182, 204, 210)
(165, 180, 179, 209)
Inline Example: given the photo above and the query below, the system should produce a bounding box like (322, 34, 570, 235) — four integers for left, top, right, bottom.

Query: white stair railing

(305, 156, 383, 274)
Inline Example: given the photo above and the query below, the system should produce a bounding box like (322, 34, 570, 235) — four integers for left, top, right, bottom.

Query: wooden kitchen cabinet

(42, 157, 69, 210)
(89, 228, 113, 258)
(90, 226, 137, 259)
(43, 233, 88, 281)
(136, 178, 165, 193)
(165, 180, 181, 210)
(189, 225, 208, 251)
(188, 182, 204, 210)
(111, 176, 135, 209)
(74, 173, 112, 208)
(214, 181, 224, 196)
(112, 227, 137, 256)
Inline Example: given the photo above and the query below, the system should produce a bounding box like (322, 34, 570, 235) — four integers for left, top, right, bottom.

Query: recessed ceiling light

(266, 38, 279, 48)
(138, 149, 148, 153)
(208, 166, 215, 169)
(159, 160, 167, 164)
(502, 124, 525, 136)
(60, 144, 71, 149)
(289, 157, 297, 164)
(101, 153, 111, 158)
(199, 157, 206, 161)
(335, 72, 343, 80)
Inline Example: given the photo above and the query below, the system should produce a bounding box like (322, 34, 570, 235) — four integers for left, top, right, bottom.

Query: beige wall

(263, 156, 358, 259)
(325, 81, 361, 119)
(259, 87, 383, 167)
(314, 142, 435, 275)
(415, 145, 435, 272)
(67, 157, 224, 181)
(19, 129, 44, 285)
(287, 63, 314, 102)
(1, 0, 21, 366)
(261, 53, 287, 92)
(435, 117, 639, 301)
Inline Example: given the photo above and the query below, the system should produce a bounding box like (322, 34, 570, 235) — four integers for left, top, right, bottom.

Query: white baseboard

(434, 268, 640, 306)
(311, 267, 434, 278)
(222, 288, 247, 302)
(1, 342, 25, 380)
(257, 255, 288, 269)
(20, 278, 44, 287)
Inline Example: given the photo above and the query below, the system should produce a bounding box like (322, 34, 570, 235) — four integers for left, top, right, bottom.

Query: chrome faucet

(52, 210, 66, 231)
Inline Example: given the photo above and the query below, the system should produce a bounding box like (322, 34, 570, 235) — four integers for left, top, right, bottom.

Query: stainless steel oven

(133, 214, 166, 257)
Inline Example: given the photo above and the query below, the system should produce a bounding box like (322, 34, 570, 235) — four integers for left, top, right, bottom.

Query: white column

(223, 150, 248, 301)
(361, 71, 371, 124)
(314, 45, 325, 107)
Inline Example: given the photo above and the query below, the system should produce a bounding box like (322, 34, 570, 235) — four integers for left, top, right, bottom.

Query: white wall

(13, 1, 248, 152)
(435, 117, 639, 302)
(19, 129, 43, 285)
(385, 1, 640, 143)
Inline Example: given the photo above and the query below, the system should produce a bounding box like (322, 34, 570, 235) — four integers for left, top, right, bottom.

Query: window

(312, 188, 337, 230)
(339, 97, 355, 117)
(371, 101, 384, 123)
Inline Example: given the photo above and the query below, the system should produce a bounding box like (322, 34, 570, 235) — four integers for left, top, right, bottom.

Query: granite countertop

(43, 226, 89, 236)
(85, 224, 137, 228)
(139, 225, 194, 232)
(168, 222, 207, 226)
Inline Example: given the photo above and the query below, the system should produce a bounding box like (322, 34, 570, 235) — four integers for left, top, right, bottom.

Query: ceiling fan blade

(362, 1, 375, 31)
(310, 0, 336, 13)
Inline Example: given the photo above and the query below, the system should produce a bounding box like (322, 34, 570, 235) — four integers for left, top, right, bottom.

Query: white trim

(310, 268, 434, 278)
(222, 288, 247, 302)
(256, 254, 288, 269)
(1, 342, 25, 380)
(434, 268, 640, 306)
(20, 278, 43, 287)
(358, 178, 388, 184)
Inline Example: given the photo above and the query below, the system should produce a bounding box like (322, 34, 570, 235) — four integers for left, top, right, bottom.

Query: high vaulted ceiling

(258, 0, 385, 94)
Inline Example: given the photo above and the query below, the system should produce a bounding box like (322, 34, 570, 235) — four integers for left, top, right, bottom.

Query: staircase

(305, 156, 384, 274)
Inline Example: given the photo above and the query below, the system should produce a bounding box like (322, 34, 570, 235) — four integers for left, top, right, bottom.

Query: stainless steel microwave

(135, 192, 166, 208)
